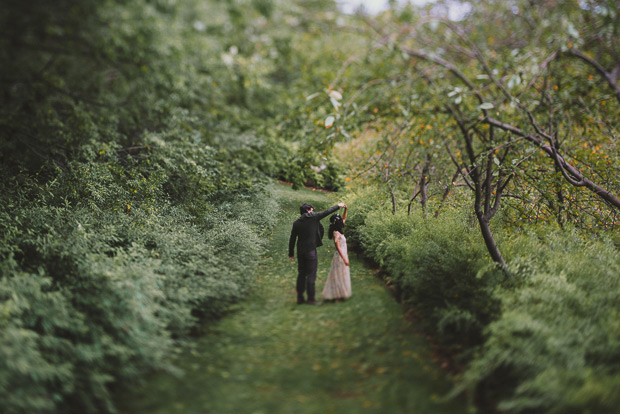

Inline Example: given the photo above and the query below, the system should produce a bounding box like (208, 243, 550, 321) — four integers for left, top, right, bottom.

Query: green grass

(117, 184, 467, 414)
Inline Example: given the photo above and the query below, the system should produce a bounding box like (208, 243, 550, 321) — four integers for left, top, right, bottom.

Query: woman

(322, 204, 351, 301)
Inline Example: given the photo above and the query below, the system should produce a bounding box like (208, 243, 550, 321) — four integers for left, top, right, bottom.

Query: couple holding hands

(288, 202, 351, 305)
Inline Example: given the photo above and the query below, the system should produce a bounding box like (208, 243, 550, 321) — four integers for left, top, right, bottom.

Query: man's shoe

(297, 298, 305, 305)
(306, 300, 318, 305)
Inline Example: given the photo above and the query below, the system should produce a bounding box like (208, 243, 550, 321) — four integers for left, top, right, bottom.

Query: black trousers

(297, 249, 318, 301)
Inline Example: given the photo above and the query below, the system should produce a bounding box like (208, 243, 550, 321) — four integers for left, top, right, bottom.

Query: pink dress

(322, 231, 352, 300)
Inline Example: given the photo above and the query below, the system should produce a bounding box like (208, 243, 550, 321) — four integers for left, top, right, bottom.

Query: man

(289, 202, 345, 305)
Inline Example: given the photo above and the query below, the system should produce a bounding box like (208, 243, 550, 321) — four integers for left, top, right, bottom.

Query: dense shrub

(461, 229, 620, 414)
(0, 157, 277, 413)
(0, 0, 331, 411)
(346, 184, 620, 413)
(345, 190, 500, 354)
(340, 184, 389, 251)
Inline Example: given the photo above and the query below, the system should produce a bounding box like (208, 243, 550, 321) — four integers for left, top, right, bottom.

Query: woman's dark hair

(328, 214, 344, 239)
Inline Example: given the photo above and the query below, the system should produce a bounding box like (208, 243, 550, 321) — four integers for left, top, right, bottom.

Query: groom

(289, 202, 345, 304)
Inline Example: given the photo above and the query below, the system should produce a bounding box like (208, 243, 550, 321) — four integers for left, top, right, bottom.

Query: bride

(322, 205, 351, 301)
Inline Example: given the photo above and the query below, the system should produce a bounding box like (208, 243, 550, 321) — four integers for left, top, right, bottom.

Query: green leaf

(330, 97, 342, 110)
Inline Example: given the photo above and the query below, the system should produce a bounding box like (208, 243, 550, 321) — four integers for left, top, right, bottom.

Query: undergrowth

(0, 154, 277, 413)
(344, 185, 620, 413)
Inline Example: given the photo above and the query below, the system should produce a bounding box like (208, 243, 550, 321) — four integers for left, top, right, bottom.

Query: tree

(327, 0, 619, 266)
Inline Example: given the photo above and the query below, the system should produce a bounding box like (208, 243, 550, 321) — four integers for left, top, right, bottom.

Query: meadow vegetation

(0, 0, 327, 412)
(1, 0, 619, 413)
(328, 1, 620, 411)
(343, 187, 620, 413)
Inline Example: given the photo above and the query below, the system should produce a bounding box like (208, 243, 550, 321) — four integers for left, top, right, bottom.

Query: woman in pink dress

(322, 205, 351, 301)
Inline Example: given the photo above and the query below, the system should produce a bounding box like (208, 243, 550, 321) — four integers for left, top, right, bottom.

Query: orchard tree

(331, 0, 620, 268)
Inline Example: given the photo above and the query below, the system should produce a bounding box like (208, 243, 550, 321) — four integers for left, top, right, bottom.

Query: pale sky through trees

(338, 0, 471, 20)
(338, 0, 431, 14)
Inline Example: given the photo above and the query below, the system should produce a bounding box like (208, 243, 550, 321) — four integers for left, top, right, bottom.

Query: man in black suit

(289, 202, 345, 304)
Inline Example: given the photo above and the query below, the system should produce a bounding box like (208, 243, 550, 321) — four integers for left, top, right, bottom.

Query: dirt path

(118, 184, 467, 414)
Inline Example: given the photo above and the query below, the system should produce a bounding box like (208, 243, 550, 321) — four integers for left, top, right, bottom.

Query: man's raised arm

(315, 202, 345, 220)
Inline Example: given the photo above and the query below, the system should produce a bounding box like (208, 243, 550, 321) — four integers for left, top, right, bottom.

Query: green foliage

(0, 0, 292, 411)
(348, 183, 620, 412)
(461, 229, 620, 413)
(118, 184, 468, 414)
(0, 168, 278, 413)
(340, 184, 389, 250)
(325, 5, 620, 409)
(0, 269, 78, 414)
(348, 194, 499, 353)
(3, 0, 620, 413)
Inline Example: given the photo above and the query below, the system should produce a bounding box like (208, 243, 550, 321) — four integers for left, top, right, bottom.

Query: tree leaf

(325, 116, 335, 128)
(330, 97, 342, 110)
(328, 90, 343, 101)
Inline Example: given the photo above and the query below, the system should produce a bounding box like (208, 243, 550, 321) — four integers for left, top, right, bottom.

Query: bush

(0, 162, 278, 413)
(461, 229, 620, 414)
(350, 198, 500, 353)
(346, 186, 620, 413)
(340, 184, 389, 252)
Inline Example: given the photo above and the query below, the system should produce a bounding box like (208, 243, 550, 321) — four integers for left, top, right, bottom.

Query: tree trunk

(407, 187, 420, 215)
(472, 149, 511, 275)
(385, 168, 397, 214)
(476, 211, 508, 271)
(434, 168, 460, 218)
(419, 154, 431, 217)
(389, 182, 397, 214)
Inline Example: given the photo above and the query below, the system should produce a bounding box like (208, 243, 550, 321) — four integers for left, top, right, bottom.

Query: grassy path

(118, 184, 467, 414)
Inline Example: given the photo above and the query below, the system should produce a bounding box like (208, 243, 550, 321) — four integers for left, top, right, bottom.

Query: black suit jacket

(289, 205, 339, 257)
